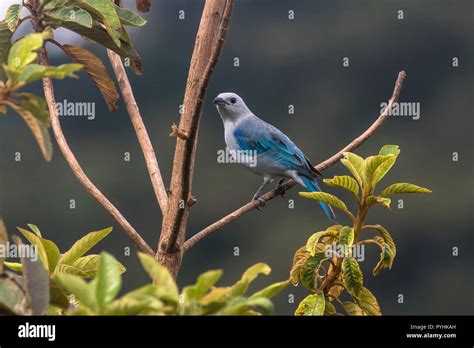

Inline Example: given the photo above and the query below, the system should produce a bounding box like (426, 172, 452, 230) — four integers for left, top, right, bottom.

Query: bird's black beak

(213, 97, 229, 106)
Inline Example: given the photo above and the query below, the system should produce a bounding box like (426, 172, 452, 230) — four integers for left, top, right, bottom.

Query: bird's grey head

(213, 92, 252, 121)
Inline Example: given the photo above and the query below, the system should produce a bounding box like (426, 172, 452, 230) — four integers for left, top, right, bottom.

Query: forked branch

(182, 71, 407, 252)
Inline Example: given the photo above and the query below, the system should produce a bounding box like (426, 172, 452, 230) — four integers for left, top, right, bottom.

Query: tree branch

(107, 50, 168, 213)
(156, 0, 234, 276)
(182, 70, 407, 252)
(39, 49, 154, 255)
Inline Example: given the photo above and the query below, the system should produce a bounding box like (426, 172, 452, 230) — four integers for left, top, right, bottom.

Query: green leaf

(230, 263, 271, 297)
(16, 225, 59, 273)
(249, 280, 290, 300)
(341, 152, 365, 186)
(299, 191, 349, 214)
(7, 32, 45, 71)
(17, 63, 82, 85)
(379, 144, 400, 157)
(0, 277, 28, 315)
(55, 263, 90, 277)
(54, 273, 97, 312)
(183, 270, 223, 301)
(357, 287, 381, 315)
(217, 297, 274, 315)
(45, 5, 93, 28)
(290, 246, 310, 286)
(3, 261, 23, 272)
(295, 292, 325, 316)
(381, 183, 432, 196)
(68, 254, 125, 278)
(300, 252, 327, 291)
(342, 257, 363, 300)
(16, 227, 50, 272)
(0, 21, 13, 80)
(0, 218, 7, 273)
(8, 101, 53, 161)
(59, 21, 142, 74)
(59, 227, 113, 265)
(323, 175, 359, 195)
(114, 5, 147, 26)
(15, 93, 50, 126)
(366, 195, 391, 209)
(306, 227, 340, 256)
(79, 0, 123, 47)
(27, 224, 42, 237)
(13, 235, 50, 315)
(339, 226, 354, 246)
(96, 252, 122, 311)
(324, 300, 339, 316)
(49, 279, 72, 309)
(62, 44, 119, 112)
(341, 301, 365, 316)
(373, 241, 395, 276)
(137, 252, 179, 302)
(6, 4, 22, 32)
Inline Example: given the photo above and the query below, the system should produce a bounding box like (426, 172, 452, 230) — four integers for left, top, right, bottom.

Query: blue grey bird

(213, 92, 337, 222)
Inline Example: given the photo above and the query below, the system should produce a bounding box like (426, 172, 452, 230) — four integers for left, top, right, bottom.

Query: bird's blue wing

(233, 121, 319, 178)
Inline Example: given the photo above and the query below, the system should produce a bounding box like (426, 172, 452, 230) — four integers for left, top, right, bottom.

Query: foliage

(0, 0, 147, 161)
(0, 224, 123, 315)
(291, 145, 431, 315)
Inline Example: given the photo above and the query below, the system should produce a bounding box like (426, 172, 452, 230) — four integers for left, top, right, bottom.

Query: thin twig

(38, 48, 154, 255)
(107, 50, 169, 213)
(182, 71, 407, 252)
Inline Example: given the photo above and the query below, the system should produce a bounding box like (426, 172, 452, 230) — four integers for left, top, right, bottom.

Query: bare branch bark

(107, 50, 168, 213)
(157, 0, 234, 276)
(39, 49, 154, 255)
(182, 70, 407, 252)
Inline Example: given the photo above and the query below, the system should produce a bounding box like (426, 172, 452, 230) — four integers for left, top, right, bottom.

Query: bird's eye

(230, 98, 237, 104)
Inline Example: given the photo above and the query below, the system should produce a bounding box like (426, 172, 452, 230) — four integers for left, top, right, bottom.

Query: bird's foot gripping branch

(290, 145, 431, 315)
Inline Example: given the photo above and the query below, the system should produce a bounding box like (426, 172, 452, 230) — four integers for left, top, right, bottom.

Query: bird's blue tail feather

(301, 176, 338, 223)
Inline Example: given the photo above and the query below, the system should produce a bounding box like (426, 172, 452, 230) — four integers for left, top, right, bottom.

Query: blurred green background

(1, 0, 473, 314)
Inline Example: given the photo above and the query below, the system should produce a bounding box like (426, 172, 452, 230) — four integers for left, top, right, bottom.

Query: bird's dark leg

(252, 177, 271, 211)
(275, 178, 287, 198)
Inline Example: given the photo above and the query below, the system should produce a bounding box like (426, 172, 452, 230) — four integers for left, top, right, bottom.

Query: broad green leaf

(49, 280, 71, 308)
(373, 241, 394, 276)
(323, 175, 359, 195)
(230, 263, 271, 297)
(59, 227, 113, 265)
(341, 152, 365, 186)
(16, 225, 59, 273)
(217, 297, 273, 315)
(299, 191, 349, 214)
(15, 93, 50, 126)
(55, 263, 90, 277)
(381, 183, 432, 196)
(183, 270, 223, 301)
(0, 277, 28, 315)
(7, 99, 53, 161)
(13, 236, 50, 315)
(59, 21, 142, 74)
(366, 195, 391, 209)
(137, 252, 179, 302)
(96, 252, 122, 311)
(324, 300, 338, 316)
(62, 44, 119, 112)
(103, 295, 160, 315)
(0, 21, 13, 80)
(300, 252, 327, 291)
(290, 246, 310, 286)
(3, 261, 23, 272)
(342, 257, 363, 300)
(364, 155, 395, 187)
(339, 226, 354, 246)
(341, 301, 365, 316)
(54, 273, 97, 312)
(16, 227, 50, 272)
(45, 5, 93, 28)
(43, 0, 70, 11)
(306, 227, 340, 256)
(27, 224, 42, 237)
(17, 63, 82, 85)
(295, 292, 325, 316)
(79, 0, 123, 47)
(6, 4, 22, 32)
(379, 144, 400, 157)
(249, 280, 290, 300)
(114, 5, 147, 26)
(7, 32, 45, 71)
(357, 287, 381, 315)
(68, 254, 125, 278)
